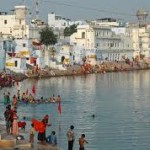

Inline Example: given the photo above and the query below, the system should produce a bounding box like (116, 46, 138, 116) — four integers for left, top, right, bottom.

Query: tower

(35, 0, 39, 20)
(136, 9, 148, 27)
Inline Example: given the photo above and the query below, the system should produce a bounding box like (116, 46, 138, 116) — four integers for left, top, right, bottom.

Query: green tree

(39, 26, 57, 46)
(64, 24, 77, 36)
(39, 27, 57, 61)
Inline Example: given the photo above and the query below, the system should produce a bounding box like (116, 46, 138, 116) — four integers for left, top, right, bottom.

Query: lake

(1, 70, 150, 150)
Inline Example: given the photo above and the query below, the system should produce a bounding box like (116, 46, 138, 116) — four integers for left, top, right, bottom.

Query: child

(29, 123, 35, 143)
(46, 131, 57, 146)
(79, 134, 88, 150)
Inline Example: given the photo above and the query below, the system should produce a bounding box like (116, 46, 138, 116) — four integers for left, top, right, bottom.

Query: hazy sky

(1, 0, 150, 22)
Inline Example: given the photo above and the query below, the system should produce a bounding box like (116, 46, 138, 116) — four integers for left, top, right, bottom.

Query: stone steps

(34, 144, 60, 150)
(0, 139, 16, 150)
(0, 125, 61, 150)
(0, 134, 61, 150)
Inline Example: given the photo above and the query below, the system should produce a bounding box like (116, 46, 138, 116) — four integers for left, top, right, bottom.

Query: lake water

(1, 70, 150, 150)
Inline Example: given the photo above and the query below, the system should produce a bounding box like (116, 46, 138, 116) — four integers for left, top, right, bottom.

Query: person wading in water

(67, 125, 75, 150)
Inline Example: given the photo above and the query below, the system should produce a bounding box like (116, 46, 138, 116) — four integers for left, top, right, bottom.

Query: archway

(61, 56, 65, 64)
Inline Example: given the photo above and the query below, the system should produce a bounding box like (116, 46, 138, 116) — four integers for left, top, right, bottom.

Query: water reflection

(0, 71, 150, 149)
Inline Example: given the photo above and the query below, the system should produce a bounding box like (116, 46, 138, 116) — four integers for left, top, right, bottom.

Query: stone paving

(0, 124, 60, 150)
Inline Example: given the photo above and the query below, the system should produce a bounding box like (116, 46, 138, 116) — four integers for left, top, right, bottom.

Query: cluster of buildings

(0, 4, 150, 73)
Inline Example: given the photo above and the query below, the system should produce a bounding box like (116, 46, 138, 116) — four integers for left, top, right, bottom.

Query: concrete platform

(34, 144, 60, 150)
(0, 139, 16, 150)
(0, 125, 61, 150)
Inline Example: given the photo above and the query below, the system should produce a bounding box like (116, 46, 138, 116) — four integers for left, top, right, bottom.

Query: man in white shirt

(67, 125, 75, 150)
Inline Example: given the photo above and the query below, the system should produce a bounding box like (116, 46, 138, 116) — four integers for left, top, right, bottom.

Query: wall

(0, 40, 5, 71)
(6, 58, 27, 73)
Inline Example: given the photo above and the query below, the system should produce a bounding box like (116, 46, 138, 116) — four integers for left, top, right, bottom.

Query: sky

(0, 0, 150, 22)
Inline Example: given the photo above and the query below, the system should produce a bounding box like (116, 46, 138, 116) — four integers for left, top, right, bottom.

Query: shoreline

(20, 61, 150, 80)
(2, 61, 148, 84)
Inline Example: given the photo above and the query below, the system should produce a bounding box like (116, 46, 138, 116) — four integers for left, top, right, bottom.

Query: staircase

(0, 124, 31, 150)
(0, 125, 16, 150)
(0, 124, 61, 150)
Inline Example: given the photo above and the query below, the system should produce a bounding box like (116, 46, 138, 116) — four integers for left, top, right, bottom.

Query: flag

(26, 89, 28, 95)
(32, 85, 36, 95)
(58, 101, 62, 114)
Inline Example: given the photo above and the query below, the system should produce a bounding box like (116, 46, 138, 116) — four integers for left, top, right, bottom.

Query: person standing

(12, 110, 19, 136)
(17, 90, 21, 101)
(79, 134, 88, 150)
(4, 105, 12, 134)
(3, 93, 7, 105)
(67, 125, 75, 150)
(7, 92, 11, 104)
(57, 95, 61, 103)
(29, 123, 35, 143)
(32, 115, 51, 145)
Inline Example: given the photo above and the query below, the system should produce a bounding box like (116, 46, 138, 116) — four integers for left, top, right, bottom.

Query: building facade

(0, 38, 5, 71)
(70, 23, 145, 62)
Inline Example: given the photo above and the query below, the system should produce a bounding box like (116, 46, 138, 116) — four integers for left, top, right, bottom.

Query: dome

(136, 9, 148, 17)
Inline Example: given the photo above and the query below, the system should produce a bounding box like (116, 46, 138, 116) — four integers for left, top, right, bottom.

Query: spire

(35, 0, 39, 19)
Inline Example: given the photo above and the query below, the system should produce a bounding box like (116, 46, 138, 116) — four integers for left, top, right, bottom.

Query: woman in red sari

(32, 115, 51, 144)
(12, 110, 19, 136)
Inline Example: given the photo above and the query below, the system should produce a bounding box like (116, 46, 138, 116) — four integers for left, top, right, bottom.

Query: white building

(48, 13, 69, 29)
(34, 50, 45, 69)
(91, 18, 126, 27)
(127, 24, 150, 59)
(138, 27, 150, 57)
(0, 5, 43, 40)
(48, 12, 86, 29)
(6, 57, 27, 73)
(0, 38, 6, 71)
(3, 38, 46, 72)
(70, 23, 139, 62)
(0, 6, 28, 39)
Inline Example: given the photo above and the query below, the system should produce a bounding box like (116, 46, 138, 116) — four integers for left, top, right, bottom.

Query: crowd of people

(3, 89, 88, 149)
(3, 90, 62, 106)
(3, 105, 57, 145)
(4, 103, 88, 149)
(0, 71, 14, 88)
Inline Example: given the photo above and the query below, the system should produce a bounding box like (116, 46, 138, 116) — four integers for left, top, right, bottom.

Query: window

(23, 43, 26, 47)
(15, 61, 17, 67)
(19, 19, 21, 24)
(4, 20, 7, 24)
(95, 32, 98, 37)
(81, 32, 85, 38)
(110, 43, 114, 47)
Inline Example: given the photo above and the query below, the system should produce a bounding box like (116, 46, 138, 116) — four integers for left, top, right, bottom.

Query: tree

(39, 26, 57, 46)
(39, 27, 57, 62)
(64, 24, 77, 37)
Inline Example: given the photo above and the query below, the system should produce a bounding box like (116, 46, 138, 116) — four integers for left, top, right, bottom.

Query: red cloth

(58, 101, 62, 114)
(32, 119, 46, 133)
(32, 85, 36, 95)
(18, 121, 26, 128)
